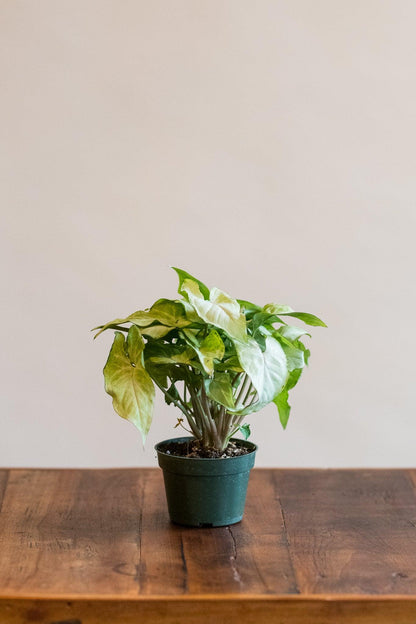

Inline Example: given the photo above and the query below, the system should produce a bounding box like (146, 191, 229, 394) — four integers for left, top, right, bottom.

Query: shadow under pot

(155, 436, 257, 527)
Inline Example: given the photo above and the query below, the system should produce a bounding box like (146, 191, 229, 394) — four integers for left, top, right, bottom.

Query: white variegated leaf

(182, 279, 247, 342)
(235, 336, 288, 404)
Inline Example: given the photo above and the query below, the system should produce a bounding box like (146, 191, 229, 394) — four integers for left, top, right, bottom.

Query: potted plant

(94, 268, 326, 527)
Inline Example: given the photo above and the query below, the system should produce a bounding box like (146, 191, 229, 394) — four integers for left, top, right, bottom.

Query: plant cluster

(94, 268, 326, 452)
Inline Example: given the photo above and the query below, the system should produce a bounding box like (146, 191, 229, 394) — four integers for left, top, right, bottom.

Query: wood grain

(1, 468, 416, 623)
(273, 469, 416, 596)
(0, 469, 9, 512)
(1, 598, 416, 624)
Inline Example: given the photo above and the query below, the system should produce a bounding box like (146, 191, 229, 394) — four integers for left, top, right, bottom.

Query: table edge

(1, 593, 416, 602)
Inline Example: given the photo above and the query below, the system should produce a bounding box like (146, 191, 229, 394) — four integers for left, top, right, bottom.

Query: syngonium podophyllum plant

(94, 268, 326, 453)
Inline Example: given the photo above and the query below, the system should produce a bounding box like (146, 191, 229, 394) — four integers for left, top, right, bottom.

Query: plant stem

(217, 405, 226, 439)
(199, 382, 220, 447)
(187, 383, 211, 445)
(242, 381, 255, 405)
(235, 374, 250, 406)
(152, 378, 201, 439)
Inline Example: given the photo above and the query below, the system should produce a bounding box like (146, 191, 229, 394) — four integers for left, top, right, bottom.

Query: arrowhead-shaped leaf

(263, 303, 294, 315)
(284, 312, 327, 327)
(239, 423, 251, 440)
(237, 299, 262, 313)
(273, 368, 303, 429)
(274, 335, 305, 372)
(277, 325, 311, 341)
(273, 388, 290, 429)
(182, 279, 248, 342)
(235, 336, 288, 404)
(172, 267, 210, 300)
(103, 326, 155, 442)
(205, 372, 235, 410)
(264, 304, 326, 327)
(148, 299, 191, 328)
(140, 325, 176, 339)
(93, 300, 191, 339)
(148, 346, 196, 365)
(184, 328, 225, 375)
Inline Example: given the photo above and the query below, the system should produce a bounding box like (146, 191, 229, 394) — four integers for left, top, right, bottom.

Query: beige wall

(1, 1, 415, 467)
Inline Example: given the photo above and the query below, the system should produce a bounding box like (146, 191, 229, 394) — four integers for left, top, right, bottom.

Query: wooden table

(1, 468, 416, 623)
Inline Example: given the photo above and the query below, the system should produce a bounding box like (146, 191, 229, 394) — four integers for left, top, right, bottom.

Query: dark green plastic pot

(155, 436, 257, 527)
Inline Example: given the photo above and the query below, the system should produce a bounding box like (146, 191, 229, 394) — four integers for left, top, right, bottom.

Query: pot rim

(155, 435, 257, 461)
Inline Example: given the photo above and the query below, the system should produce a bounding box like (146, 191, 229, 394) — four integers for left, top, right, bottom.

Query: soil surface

(160, 439, 251, 459)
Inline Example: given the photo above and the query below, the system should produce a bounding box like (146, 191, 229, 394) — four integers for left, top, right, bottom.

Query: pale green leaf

(94, 300, 191, 339)
(182, 279, 247, 342)
(276, 339, 305, 372)
(140, 325, 175, 339)
(181, 301, 202, 323)
(194, 329, 225, 375)
(93, 310, 158, 338)
(210, 287, 241, 317)
(149, 299, 191, 328)
(181, 327, 201, 347)
(125, 310, 159, 326)
(149, 347, 196, 366)
(103, 326, 155, 442)
(263, 303, 294, 315)
(278, 325, 311, 341)
(235, 336, 288, 404)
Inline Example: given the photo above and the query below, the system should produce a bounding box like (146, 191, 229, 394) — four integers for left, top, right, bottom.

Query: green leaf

(124, 310, 159, 326)
(234, 336, 288, 405)
(250, 313, 283, 334)
(143, 359, 169, 388)
(93, 311, 158, 339)
(274, 335, 305, 372)
(263, 303, 294, 315)
(181, 301, 203, 323)
(149, 346, 196, 366)
(144, 341, 196, 373)
(149, 299, 191, 328)
(193, 329, 225, 375)
(204, 372, 235, 410)
(263, 304, 327, 327)
(283, 312, 327, 327)
(215, 356, 244, 373)
(172, 267, 210, 300)
(237, 299, 262, 313)
(93, 299, 191, 339)
(286, 367, 303, 390)
(182, 279, 248, 342)
(92, 314, 142, 339)
(103, 326, 155, 442)
(273, 388, 290, 429)
(277, 325, 311, 341)
(140, 325, 175, 339)
(239, 423, 251, 440)
(273, 368, 303, 429)
(164, 382, 180, 406)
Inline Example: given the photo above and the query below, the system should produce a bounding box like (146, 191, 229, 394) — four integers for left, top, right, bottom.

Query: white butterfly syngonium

(93, 268, 326, 452)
